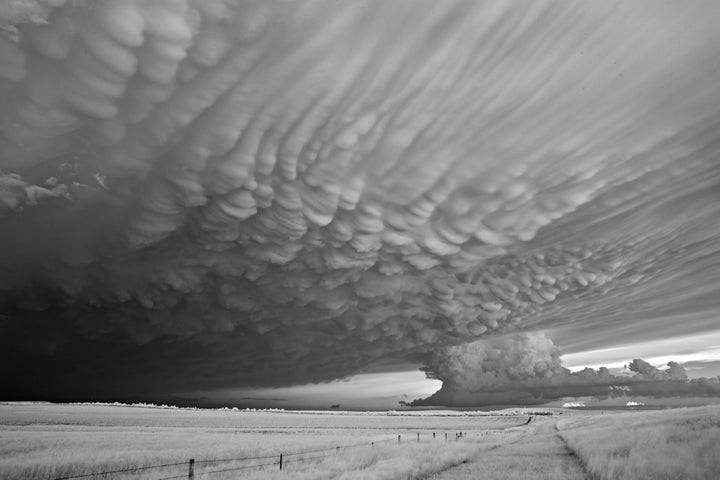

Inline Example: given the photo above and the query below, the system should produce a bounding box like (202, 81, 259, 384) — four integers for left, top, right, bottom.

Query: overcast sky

(1, 0, 720, 410)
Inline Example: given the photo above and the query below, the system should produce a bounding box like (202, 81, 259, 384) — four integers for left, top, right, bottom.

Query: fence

(52, 430, 474, 480)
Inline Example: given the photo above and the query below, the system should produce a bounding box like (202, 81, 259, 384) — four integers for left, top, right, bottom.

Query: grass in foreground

(0, 404, 523, 480)
(557, 405, 720, 480)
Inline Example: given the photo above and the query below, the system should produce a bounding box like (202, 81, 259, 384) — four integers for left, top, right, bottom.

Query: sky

(1, 0, 720, 410)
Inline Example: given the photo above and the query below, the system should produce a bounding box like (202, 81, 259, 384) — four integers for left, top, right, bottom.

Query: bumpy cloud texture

(1, 1, 720, 403)
(412, 333, 720, 407)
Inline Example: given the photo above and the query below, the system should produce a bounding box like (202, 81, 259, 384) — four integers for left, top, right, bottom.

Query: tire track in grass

(553, 422, 594, 479)
(554, 422, 592, 480)
(420, 420, 532, 479)
(414, 421, 532, 479)
(425, 417, 588, 480)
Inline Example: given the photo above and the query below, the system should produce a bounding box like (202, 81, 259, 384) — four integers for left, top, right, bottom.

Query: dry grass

(557, 405, 720, 480)
(237, 442, 482, 480)
(6, 404, 718, 479)
(427, 418, 586, 480)
(0, 403, 524, 480)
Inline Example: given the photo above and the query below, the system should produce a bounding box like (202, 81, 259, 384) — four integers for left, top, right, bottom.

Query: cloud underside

(1, 1, 720, 401)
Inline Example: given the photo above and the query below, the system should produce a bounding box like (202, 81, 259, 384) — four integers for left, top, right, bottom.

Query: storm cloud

(411, 333, 720, 407)
(1, 1, 720, 404)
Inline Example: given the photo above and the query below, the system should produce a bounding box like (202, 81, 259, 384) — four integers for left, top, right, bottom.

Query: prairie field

(557, 405, 720, 480)
(0, 403, 528, 480)
(1, 403, 719, 480)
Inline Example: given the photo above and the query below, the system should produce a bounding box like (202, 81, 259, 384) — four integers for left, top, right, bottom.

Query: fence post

(417, 432, 420, 443)
(336, 446, 340, 455)
(445, 432, 447, 441)
(398, 434, 401, 444)
(188, 459, 194, 479)
(372, 442, 374, 448)
(279, 453, 283, 471)
(433, 432, 436, 439)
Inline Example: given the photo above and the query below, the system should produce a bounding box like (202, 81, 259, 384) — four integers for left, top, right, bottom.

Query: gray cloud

(1, 1, 720, 403)
(412, 333, 720, 407)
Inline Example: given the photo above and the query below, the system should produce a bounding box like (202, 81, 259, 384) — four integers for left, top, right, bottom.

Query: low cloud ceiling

(1, 0, 719, 404)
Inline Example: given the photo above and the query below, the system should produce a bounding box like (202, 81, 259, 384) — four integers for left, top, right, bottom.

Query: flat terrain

(0, 403, 529, 480)
(1, 403, 718, 479)
(558, 405, 720, 480)
(429, 417, 587, 480)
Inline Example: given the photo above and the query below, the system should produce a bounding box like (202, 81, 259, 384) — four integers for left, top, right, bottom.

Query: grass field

(557, 405, 720, 480)
(0, 403, 527, 480)
(429, 418, 585, 480)
(2, 403, 719, 479)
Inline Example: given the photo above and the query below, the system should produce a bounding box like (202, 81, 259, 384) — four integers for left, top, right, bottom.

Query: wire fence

(51, 433, 435, 480)
(53, 462, 189, 480)
(51, 418, 533, 480)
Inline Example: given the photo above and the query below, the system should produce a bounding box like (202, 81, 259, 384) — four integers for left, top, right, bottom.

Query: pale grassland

(557, 405, 720, 480)
(428, 417, 586, 480)
(0, 403, 526, 480)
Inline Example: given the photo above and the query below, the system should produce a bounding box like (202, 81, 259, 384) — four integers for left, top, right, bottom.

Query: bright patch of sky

(562, 330, 720, 377)
(191, 370, 442, 410)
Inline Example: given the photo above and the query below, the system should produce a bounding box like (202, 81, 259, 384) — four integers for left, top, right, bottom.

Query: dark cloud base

(1, 1, 720, 405)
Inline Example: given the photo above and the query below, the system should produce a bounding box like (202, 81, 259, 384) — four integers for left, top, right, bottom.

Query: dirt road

(428, 417, 588, 480)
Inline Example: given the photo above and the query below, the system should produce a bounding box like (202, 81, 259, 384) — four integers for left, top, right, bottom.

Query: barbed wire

(51, 425, 499, 480)
(51, 435, 398, 479)
(193, 453, 279, 465)
(283, 452, 338, 464)
(157, 460, 281, 480)
(53, 461, 188, 480)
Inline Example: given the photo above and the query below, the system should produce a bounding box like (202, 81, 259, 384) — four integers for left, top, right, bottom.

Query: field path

(427, 417, 588, 480)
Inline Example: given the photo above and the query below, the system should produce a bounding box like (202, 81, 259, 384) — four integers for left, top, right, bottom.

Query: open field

(557, 405, 720, 480)
(0, 403, 529, 480)
(428, 418, 586, 480)
(1, 403, 719, 479)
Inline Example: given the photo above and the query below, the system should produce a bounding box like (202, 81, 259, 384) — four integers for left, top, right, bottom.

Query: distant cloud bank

(411, 333, 720, 407)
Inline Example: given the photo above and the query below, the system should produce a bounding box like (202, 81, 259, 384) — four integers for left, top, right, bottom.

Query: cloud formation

(412, 333, 720, 407)
(1, 0, 720, 403)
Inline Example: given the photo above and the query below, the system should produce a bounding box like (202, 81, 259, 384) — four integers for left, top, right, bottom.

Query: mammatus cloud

(1, 1, 720, 403)
(410, 333, 720, 407)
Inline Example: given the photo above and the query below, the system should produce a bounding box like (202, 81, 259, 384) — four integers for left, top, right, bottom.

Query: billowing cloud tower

(1, 0, 720, 404)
